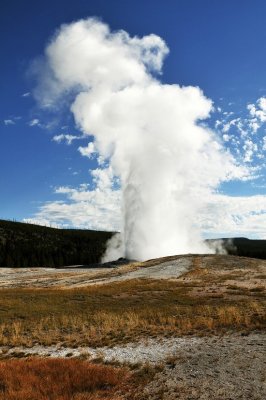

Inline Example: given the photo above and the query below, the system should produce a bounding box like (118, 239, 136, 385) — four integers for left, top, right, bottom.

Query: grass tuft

(0, 358, 129, 400)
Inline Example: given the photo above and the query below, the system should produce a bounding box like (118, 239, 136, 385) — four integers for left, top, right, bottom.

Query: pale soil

(1, 334, 265, 400)
(0, 257, 193, 288)
(0, 267, 111, 288)
(140, 333, 266, 400)
(0, 254, 265, 289)
(0, 336, 202, 363)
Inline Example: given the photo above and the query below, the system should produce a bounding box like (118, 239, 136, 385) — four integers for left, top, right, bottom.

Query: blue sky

(1, 0, 266, 238)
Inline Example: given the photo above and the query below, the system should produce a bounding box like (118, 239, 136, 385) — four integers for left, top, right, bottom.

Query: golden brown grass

(0, 358, 130, 400)
(0, 277, 264, 347)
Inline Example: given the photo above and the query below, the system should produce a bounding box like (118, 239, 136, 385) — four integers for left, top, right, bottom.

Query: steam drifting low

(36, 18, 246, 260)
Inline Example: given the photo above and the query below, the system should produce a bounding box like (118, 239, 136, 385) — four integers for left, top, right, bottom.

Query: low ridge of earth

(0, 254, 265, 289)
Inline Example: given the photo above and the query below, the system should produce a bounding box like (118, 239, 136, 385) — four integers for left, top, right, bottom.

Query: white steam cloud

(35, 18, 248, 261)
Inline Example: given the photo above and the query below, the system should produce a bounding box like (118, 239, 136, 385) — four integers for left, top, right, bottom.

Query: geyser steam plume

(36, 18, 243, 261)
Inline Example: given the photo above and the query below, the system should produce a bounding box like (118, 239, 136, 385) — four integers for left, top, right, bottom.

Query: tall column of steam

(36, 18, 240, 260)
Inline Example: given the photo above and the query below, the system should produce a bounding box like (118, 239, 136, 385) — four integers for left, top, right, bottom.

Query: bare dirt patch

(139, 333, 266, 400)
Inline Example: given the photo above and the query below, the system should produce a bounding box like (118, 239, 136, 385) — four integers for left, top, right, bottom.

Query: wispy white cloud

(78, 142, 96, 158)
(3, 119, 15, 126)
(25, 184, 266, 239)
(25, 163, 266, 239)
(243, 139, 258, 163)
(22, 92, 31, 97)
(222, 134, 230, 142)
(200, 194, 266, 239)
(28, 118, 41, 127)
(24, 167, 121, 231)
(27, 118, 60, 130)
(52, 133, 82, 145)
(214, 96, 266, 168)
(247, 97, 266, 127)
(221, 117, 242, 133)
(262, 136, 266, 151)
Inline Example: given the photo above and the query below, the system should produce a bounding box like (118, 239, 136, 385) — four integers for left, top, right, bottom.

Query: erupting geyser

(36, 18, 243, 261)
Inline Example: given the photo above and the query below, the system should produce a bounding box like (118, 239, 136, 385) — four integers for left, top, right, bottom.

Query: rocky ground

(1, 333, 265, 399)
(140, 333, 266, 400)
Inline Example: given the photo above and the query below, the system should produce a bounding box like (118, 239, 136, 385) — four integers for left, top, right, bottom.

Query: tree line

(0, 220, 113, 268)
(207, 238, 266, 260)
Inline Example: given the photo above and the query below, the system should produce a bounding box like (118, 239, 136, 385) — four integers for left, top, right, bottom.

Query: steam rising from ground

(36, 18, 247, 260)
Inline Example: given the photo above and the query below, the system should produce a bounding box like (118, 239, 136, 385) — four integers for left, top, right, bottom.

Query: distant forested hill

(0, 220, 265, 267)
(207, 238, 266, 260)
(0, 220, 113, 268)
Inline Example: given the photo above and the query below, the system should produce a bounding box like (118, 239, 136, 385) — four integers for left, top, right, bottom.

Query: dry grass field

(0, 255, 264, 347)
(0, 358, 131, 400)
(0, 254, 265, 399)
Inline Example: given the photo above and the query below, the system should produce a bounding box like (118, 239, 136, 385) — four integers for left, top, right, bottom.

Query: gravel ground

(1, 336, 201, 363)
(2, 333, 266, 400)
(141, 333, 266, 400)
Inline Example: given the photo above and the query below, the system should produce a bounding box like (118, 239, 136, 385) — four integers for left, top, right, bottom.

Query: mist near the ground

(35, 18, 247, 261)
